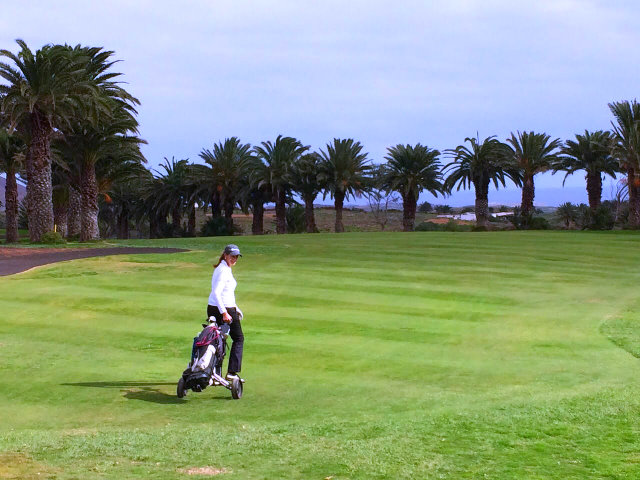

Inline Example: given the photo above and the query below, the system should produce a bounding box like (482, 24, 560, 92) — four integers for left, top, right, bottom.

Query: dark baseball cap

(224, 244, 242, 256)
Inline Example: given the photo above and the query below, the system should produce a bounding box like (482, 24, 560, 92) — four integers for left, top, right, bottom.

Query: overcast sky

(2, 0, 639, 206)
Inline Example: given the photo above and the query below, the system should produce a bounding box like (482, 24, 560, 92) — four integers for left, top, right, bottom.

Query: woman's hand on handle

(222, 311, 233, 323)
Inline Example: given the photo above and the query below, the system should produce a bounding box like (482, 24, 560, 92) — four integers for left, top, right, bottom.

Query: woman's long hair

(214, 253, 226, 268)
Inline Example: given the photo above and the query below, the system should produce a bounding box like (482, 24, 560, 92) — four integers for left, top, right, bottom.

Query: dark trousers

(207, 305, 244, 374)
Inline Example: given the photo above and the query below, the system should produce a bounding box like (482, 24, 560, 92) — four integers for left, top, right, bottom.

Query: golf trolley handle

(203, 317, 231, 336)
(218, 323, 230, 337)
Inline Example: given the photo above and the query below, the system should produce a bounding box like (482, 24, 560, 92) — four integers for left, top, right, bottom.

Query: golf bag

(181, 323, 228, 392)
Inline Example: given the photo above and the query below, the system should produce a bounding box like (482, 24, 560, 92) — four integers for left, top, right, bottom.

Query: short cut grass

(1, 231, 640, 479)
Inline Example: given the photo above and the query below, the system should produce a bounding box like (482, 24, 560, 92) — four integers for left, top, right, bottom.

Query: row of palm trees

(104, 137, 373, 238)
(1, 39, 639, 242)
(97, 126, 631, 239)
(0, 39, 144, 242)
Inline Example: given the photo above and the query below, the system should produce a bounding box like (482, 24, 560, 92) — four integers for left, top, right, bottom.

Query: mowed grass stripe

(2, 232, 640, 479)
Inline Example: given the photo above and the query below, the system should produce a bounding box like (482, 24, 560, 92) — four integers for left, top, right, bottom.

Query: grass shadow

(62, 381, 176, 388)
(62, 381, 231, 403)
(62, 381, 184, 404)
(123, 387, 186, 404)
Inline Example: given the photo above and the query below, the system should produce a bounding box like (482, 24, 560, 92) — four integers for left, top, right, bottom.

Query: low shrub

(590, 205, 615, 230)
(200, 217, 234, 237)
(39, 231, 66, 244)
(414, 221, 442, 231)
(444, 218, 461, 231)
(507, 208, 549, 230)
(286, 204, 305, 233)
(160, 223, 184, 238)
(528, 216, 550, 230)
(414, 220, 472, 232)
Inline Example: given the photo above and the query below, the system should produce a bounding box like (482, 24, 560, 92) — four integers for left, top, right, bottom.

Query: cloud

(1, 0, 638, 204)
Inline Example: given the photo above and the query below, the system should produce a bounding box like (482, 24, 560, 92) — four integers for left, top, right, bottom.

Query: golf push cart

(177, 318, 244, 400)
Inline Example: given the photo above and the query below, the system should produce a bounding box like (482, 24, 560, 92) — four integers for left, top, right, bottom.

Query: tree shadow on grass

(62, 381, 230, 404)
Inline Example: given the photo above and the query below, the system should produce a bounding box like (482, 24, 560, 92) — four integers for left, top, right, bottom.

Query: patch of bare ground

(0, 452, 58, 479)
(0, 247, 187, 276)
(180, 466, 230, 476)
(426, 218, 474, 225)
(201, 207, 446, 234)
(0, 247, 72, 257)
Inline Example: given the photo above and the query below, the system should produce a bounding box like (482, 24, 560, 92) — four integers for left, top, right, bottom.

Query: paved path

(0, 247, 188, 276)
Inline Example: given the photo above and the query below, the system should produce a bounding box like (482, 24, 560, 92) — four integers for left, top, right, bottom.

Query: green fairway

(1, 231, 640, 479)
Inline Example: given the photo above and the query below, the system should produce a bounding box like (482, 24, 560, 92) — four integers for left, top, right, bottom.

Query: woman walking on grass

(208, 244, 244, 380)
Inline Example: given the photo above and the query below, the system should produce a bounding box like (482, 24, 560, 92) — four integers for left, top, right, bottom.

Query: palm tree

(189, 164, 221, 220)
(50, 146, 81, 238)
(254, 135, 309, 234)
(555, 202, 577, 229)
(198, 138, 253, 232)
(0, 40, 110, 241)
(58, 106, 144, 240)
(290, 152, 323, 233)
(507, 131, 562, 217)
(320, 138, 371, 233)
(100, 164, 149, 239)
(146, 158, 191, 236)
(57, 45, 142, 241)
(51, 162, 70, 237)
(609, 100, 640, 227)
(444, 135, 518, 228)
(554, 130, 618, 213)
(244, 156, 272, 235)
(0, 128, 25, 243)
(383, 144, 444, 231)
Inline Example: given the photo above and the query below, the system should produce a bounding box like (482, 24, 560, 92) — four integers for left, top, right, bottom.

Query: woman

(208, 244, 244, 379)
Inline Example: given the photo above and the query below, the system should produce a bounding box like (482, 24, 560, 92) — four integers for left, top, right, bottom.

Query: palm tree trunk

(211, 192, 221, 217)
(252, 200, 264, 235)
(80, 162, 100, 241)
(275, 188, 286, 234)
(27, 116, 54, 242)
(475, 197, 490, 228)
(187, 205, 196, 237)
(586, 172, 602, 212)
(628, 167, 640, 228)
(303, 192, 317, 233)
(158, 214, 168, 237)
(474, 177, 490, 228)
(172, 206, 181, 233)
(117, 205, 129, 239)
(149, 215, 159, 239)
(53, 202, 68, 238)
(402, 190, 417, 231)
(334, 191, 345, 233)
(224, 196, 234, 232)
(4, 168, 19, 243)
(67, 186, 82, 238)
(521, 174, 535, 217)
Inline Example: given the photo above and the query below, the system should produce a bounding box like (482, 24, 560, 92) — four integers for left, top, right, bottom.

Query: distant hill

(0, 175, 27, 210)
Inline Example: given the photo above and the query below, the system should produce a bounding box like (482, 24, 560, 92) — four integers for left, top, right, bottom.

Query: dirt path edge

(0, 247, 189, 276)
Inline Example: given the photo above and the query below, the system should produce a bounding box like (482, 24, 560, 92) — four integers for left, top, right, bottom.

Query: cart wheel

(177, 377, 187, 398)
(231, 377, 243, 399)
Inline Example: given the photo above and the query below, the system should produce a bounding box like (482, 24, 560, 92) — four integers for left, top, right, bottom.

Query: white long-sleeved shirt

(208, 260, 237, 314)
